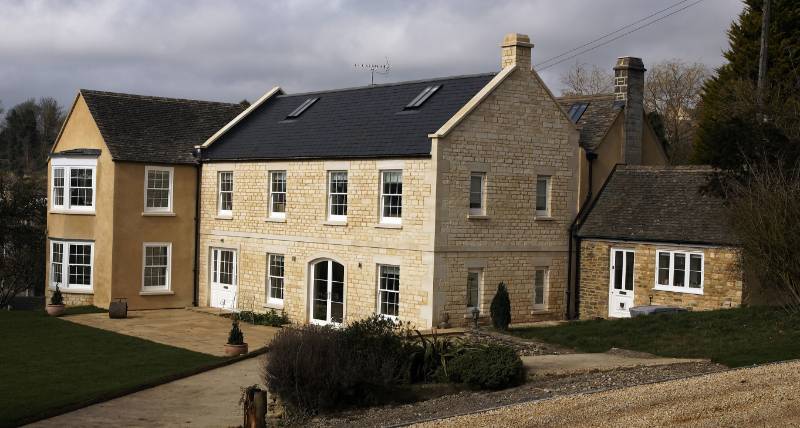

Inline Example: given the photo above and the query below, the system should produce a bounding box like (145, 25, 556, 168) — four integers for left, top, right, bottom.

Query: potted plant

(224, 317, 248, 356)
(46, 285, 65, 317)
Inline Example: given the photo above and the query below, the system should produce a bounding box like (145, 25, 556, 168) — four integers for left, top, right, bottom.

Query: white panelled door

(609, 249, 635, 318)
(210, 248, 237, 310)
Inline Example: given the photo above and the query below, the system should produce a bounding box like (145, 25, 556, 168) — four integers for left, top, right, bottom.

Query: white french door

(609, 249, 635, 318)
(310, 260, 345, 325)
(210, 248, 237, 310)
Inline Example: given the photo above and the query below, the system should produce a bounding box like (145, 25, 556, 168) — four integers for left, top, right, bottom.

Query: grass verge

(510, 306, 800, 367)
(0, 308, 223, 427)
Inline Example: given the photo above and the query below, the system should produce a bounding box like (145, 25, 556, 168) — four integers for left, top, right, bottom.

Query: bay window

(50, 240, 94, 291)
(51, 157, 97, 213)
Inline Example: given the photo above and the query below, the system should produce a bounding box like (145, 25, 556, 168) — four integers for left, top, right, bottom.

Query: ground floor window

(267, 254, 285, 304)
(50, 240, 93, 291)
(533, 267, 549, 310)
(142, 243, 171, 291)
(378, 265, 400, 319)
(467, 269, 482, 308)
(655, 250, 704, 294)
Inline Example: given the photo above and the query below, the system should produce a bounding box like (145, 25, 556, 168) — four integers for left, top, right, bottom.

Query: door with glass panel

(608, 249, 635, 318)
(210, 248, 237, 310)
(310, 260, 345, 325)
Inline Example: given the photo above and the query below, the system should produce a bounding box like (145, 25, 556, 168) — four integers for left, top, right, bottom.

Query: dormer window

(404, 85, 441, 109)
(286, 97, 319, 119)
(567, 102, 589, 123)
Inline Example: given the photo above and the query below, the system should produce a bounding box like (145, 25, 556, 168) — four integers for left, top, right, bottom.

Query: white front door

(310, 260, 345, 325)
(609, 249, 635, 318)
(210, 248, 237, 310)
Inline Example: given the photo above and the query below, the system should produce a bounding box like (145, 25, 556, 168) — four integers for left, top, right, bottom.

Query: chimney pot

(501, 33, 533, 69)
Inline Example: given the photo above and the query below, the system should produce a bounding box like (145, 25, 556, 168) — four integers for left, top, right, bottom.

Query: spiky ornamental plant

(50, 285, 64, 306)
(228, 318, 245, 345)
(490, 282, 511, 330)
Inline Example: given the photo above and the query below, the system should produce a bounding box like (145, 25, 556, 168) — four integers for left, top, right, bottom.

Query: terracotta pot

(46, 304, 65, 317)
(224, 343, 248, 357)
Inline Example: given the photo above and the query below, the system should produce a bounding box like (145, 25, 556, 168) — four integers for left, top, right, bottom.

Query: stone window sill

(467, 214, 489, 220)
(50, 287, 93, 295)
(142, 211, 176, 217)
(530, 309, 553, 315)
(49, 210, 96, 216)
(653, 285, 704, 295)
(215, 215, 233, 220)
(324, 220, 348, 227)
(265, 217, 286, 223)
(374, 222, 402, 229)
(263, 302, 284, 310)
(534, 216, 555, 221)
(140, 290, 175, 296)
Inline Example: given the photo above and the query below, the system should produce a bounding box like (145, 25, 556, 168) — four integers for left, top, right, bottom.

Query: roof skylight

(286, 97, 319, 119)
(567, 102, 589, 123)
(405, 85, 441, 109)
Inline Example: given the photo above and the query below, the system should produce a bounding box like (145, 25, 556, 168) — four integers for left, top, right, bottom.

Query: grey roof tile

(556, 94, 622, 151)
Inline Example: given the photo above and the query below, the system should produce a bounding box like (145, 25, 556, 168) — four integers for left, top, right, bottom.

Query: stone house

(576, 165, 744, 318)
(45, 90, 242, 309)
(193, 33, 667, 328)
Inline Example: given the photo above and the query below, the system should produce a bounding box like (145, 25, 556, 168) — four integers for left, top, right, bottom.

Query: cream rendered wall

(198, 159, 437, 328)
(432, 67, 580, 326)
(45, 94, 115, 307)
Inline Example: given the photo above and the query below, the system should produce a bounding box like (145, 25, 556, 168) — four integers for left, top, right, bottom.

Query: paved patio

(64, 309, 279, 357)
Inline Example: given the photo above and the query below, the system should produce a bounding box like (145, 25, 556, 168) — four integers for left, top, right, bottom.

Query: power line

(535, 0, 706, 71)
(535, 0, 693, 68)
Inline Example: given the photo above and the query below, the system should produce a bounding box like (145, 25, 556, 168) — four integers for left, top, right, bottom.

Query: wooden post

(243, 387, 268, 428)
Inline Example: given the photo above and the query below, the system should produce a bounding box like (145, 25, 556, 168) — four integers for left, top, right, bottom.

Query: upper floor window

(380, 170, 402, 224)
(469, 172, 486, 216)
(218, 171, 233, 217)
(144, 166, 173, 213)
(269, 171, 287, 219)
(142, 243, 171, 292)
(50, 240, 93, 291)
(378, 265, 400, 319)
(328, 171, 348, 222)
(535, 175, 551, 217)
(51, 157, 97, 213)
(533, 267, 549, 311)
(655, 250, 704, 295)
(267, 254, 285, 305)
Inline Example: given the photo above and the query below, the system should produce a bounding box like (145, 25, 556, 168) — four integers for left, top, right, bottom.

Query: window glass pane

(52, 168, 64, 206)
(329, 172, 348, 216)
(219, 172, 233, 212)
(270, 172, 286, 214)
(625, 252, 634, 291)
(674, 253, 686, 287)
(469, 174, 483, 209)
(381, 171, 403, 219)
(146, 170, 171, 209)
(534, 269, 545, 305)
(613, 251, 623, 290)
(144, 245, 169, 288)
(69, 168, 93, 207)
(689, 254, 702, 288)
(379, 265, 400, 317)
(467, 271, 480, 307)
(658, 252, 671, 286)
(268, 254, 285, 300)
(68, 244, 92, 286)
(218, 250, 234, 285)
(536, 176, 549, 212)
(51, 242, 63, 285)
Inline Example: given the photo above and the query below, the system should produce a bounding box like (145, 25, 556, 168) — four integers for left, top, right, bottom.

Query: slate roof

(556, 94, 622, 151)
(202, 73, 496, 161)
(577, 165, 737, 246)
(80, 90, 245, 164)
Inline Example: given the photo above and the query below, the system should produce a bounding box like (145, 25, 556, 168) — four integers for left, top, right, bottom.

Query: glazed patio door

(609, 249, 635, 318)
(210, 248, 237, 310)
(311, 260, 344, 325)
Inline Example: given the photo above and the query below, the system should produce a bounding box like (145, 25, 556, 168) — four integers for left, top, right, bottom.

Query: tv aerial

(354, 58, 390, 85)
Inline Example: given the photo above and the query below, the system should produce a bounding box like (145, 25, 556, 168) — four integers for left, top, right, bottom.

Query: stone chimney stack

(501, 33, 533, 69)
(614, 56, 646, 164)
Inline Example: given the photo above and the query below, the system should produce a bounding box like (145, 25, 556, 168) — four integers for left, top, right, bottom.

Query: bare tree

(645, 59, 710, 164)
(559, 62, 614, 96)
(36, 97, 65, 160)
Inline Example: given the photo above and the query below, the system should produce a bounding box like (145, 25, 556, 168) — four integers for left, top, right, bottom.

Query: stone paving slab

(522, 351, 706, 376)
(64, 309, 279, 357)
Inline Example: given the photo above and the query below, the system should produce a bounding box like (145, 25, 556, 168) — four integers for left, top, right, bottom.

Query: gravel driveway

(417, 360, 800, 427)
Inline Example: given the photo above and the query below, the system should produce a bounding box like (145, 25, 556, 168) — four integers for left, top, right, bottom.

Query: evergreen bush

(446, 344, 524, 390)
(490, 282, 511, 330)
(50, 285, 64, 306)
(227, 318, 245, 345)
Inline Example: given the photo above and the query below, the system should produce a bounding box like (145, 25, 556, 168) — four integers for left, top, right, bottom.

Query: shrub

(490, 282, 511, 330)
(50, 285, 64, 306)
(264, 315, 412, 415)
(239, 309, 289, 327)
(446, 344, 524, 390)
(408, 330, 465, 382)
(227, 319, 245, 345)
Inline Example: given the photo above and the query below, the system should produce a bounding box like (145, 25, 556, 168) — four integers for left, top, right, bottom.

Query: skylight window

(405, 85, 441, 109)
(286, 97, 319, 119)
(567, 102, 589, 123)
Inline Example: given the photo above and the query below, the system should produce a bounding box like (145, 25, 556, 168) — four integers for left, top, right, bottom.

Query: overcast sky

(1, 0, 745, 110)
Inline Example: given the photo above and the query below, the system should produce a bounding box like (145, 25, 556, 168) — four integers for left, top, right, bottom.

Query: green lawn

(0, 308, 224, 427)
(510, 306, 800, 368)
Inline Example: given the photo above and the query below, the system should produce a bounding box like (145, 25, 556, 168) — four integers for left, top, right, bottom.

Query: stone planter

(46, 304, 65, 317)
(224, 343, 248, 357)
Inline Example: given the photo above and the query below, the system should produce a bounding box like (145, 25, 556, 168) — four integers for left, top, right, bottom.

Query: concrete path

(419, 360, 800, 427)
(64, 309, 279, 357)
(27, 356, 265, 428)
(523, 350, 705, 377)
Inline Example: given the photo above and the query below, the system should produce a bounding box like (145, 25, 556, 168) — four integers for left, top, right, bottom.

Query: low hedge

(446, 344, 525, 390)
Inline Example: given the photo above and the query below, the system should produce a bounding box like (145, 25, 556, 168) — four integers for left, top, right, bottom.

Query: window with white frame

(328, 171, 348, 221)
(533, 267, 549, 310)
(467, 269, 482, 308)
(267, 254, 285, 304)
(51, 158, 97, 213)
(655, 250, 704, 294)
(535, 175, 551, 217)
(218, 171, 233, 216)
(378, 265, 400, 318)
(269, 171, 287, 219)
(142, 243, 171, 291)
(469, 172, 486, 216)
(50, 240, 94, 291)
(144, 166, 173, 213)
(380, 170, 402, 224)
